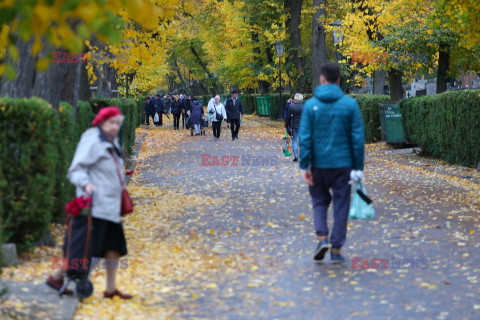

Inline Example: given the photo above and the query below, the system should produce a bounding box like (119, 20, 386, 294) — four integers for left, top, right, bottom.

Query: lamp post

(274, 41, 284, 120)
(330, 20, 344, 64)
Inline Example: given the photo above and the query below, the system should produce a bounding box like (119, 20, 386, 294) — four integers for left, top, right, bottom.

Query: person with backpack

(207, 95, 227, 140)
(285, 93, 304, 162)
(299, 63, 365, 264)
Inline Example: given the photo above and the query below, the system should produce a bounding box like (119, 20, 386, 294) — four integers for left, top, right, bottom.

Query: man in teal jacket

(299, 63, 365, 263)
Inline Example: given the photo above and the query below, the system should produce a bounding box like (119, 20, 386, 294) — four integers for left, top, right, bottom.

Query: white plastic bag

(154, 113, 159, 122)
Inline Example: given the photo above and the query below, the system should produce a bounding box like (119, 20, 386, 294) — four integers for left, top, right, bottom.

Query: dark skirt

(91, 217, 128, 258)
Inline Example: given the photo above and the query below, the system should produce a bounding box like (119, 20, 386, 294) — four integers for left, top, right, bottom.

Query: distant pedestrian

(284, 97, 294, 120)
(183, 94, 192, 129)
(171, 95, 183, 130)
(225, 90, 244, 140)
(190, 99, 204, 135)
(299, 63, 365, 263)
(155, 94, 165, 127)
(207, 95, 227, 140)
(285, 93, 304, 162)
(144, 96, 155, 125)
(47, 106, 132, 299)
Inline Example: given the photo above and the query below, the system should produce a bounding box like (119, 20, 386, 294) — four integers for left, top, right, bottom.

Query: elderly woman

(46, 106, 132, 300)
(207, 95, 227, 140)
(285, 93, 304, 162)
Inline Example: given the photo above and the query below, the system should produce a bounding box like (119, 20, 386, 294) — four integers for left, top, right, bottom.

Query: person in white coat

(207, 95, 227, 140)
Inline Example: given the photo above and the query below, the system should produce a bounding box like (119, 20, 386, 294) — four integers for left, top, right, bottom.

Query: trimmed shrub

(269, 94, 290, 120)
(90, 98, 137, 156)
(400, 90, 480, 167)
(75, 100, 95, 141)
(351, 94, 391, 143)
(0, 166, 5, 268)
(52, 102, 76, 221)
(136, 99, 144, 127)
(239, 94, 260, 115)
(0, 97, 58, 253)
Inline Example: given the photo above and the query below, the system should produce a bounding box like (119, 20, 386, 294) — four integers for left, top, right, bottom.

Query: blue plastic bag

(349, 182, 375, 219)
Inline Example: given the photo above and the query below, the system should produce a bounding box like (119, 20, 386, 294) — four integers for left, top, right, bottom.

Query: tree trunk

(285, 0, 307, 93)
(251, 32, 270, 94)
(373, 69, 387, 95)
(0, 39, 68, 110)
(312, 0, 327, 91)
(437, 42, 450, 94)
(78, 60, 91, 101)
(388, 68, 404, 101)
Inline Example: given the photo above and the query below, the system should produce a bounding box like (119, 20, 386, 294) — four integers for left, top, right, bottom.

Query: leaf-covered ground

(2, 115, 480, 319)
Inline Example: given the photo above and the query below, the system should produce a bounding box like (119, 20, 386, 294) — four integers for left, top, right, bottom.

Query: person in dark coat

(285, 93, 304, 162)
(144, 96, 156, 125)
(154, 94, 165, 127)
(284, 97, 294, 120)
(224, 90, 244, 140)
(190, 100, 204, 135)
(171, 96, 184, 130)
(164, 95, 172, 114)
(182, 94, 192, 129)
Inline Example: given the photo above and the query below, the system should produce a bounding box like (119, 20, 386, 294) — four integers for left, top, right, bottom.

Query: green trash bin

(379, 102, 406, 144)
(256, 96, 271, 116)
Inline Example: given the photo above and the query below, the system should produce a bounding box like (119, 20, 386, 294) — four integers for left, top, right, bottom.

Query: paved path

(131, 117, 480, 320)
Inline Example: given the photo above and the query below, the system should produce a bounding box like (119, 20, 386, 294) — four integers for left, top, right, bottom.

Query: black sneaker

(293, 157, 298, 162)
(314, 239, 331, 261)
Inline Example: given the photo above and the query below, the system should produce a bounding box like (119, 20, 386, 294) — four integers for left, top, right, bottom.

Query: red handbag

(110, 150, 134, 216)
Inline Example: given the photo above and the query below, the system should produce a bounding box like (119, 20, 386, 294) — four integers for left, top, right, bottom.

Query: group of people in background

(144, 90, 244, 140)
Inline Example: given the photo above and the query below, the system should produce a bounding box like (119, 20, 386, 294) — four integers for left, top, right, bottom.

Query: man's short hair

(320, 63, 340, 83)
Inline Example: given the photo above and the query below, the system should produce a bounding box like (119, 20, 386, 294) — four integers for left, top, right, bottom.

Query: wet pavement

(132, 118, 480, 320)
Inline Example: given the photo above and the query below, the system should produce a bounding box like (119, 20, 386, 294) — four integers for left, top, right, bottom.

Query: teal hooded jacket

(298, 84, 365, 171)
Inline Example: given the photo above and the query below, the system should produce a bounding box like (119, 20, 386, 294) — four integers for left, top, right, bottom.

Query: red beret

(92, 106, 122, 126)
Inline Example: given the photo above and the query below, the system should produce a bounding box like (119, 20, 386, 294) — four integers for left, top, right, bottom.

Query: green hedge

(90, 98, 137, 156)
(400, 90, 480, 167)
(0, 97, 59, 253)
(0, 163, 5, 267)
(136, 99, 144, 127)
(75, 101, 95, 141)
(52, 102, 76, 221)
(351, 94, 391, 143)
(51, 101, 95, 221)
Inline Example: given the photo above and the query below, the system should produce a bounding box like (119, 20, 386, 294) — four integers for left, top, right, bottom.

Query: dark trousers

(212, 120, 222, 138)
(308, 168, 352, 249)
(181, 113, 187, 128)
(173, 114, 181, 129)
(145, 114, 155, 125)
(230, 118, 240, 139)
(154, 112, 163, 126)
